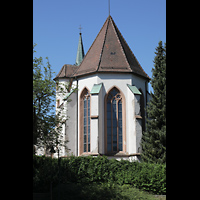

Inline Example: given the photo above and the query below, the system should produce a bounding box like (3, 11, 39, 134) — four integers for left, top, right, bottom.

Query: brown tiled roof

(53, 64, 78, 80)
(73, 15, 150, 80)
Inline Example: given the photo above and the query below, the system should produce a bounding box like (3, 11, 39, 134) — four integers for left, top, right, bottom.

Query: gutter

(75, 77, 78, 156)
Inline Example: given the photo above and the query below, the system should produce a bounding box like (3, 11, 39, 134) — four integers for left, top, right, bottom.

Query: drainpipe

(145, 81, 148, 130)
(75, 77, 78, 156)
(145, 81, 148, 108)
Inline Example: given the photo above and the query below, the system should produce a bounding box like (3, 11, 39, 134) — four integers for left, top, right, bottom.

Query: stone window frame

(104, 86, 126, 154)
(79, 87, 91, 155)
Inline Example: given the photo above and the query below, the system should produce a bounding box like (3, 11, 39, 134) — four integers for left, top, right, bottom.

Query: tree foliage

(33, 44, 74, 155)
(141, 41, 166, 164)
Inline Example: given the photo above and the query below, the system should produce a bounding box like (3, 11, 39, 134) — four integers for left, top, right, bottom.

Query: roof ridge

(96, 16, 110, 72)
(109, 16, 132, 72)
(72, 17, 110, 77)
(111, 18, 150, 79)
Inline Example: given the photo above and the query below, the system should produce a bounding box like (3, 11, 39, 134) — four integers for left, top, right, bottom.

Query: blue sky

(33, 0, 166, 93)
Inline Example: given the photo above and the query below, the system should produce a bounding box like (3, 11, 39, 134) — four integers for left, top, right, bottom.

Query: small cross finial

(79, 25, 82, 34)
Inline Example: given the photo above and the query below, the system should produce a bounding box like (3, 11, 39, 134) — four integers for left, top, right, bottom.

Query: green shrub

(52, 182, 158, 200)
(33, 155, 166, 194)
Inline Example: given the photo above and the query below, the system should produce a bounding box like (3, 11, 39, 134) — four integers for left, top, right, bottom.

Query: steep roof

(73, 15, 150, 80)
(75, 33, 85, 66)
(54, 64, 78, 80)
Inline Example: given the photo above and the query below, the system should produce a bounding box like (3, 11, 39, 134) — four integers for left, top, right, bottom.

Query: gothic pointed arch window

(80, 88, 90, 154)
(105, 87, 125, 153)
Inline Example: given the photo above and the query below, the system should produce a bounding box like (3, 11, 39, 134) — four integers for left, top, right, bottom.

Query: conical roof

(73, 15, 150, 80)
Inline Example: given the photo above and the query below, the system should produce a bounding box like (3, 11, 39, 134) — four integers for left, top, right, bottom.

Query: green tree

(141, 41, 166, 164)
(33, 44, 74, 156)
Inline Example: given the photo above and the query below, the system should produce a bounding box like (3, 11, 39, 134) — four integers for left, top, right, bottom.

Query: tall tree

(141, 41, 166, 164)
(33, 44, 71, 155)
(33, 44, 55, 147)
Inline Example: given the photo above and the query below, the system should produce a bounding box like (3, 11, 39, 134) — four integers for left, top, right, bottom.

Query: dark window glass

(82, 90, 90, 152)
(106, 88, 123, 152)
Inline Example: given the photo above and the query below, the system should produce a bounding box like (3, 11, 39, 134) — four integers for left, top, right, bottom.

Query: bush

(33, 155, 59, 192)
(52, 182, 158, 200)
(33, 155, 166, 195)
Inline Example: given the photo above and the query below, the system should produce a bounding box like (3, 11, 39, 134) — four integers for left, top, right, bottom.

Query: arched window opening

(80, 88, 90, 154)
(106, 87, 123, 153)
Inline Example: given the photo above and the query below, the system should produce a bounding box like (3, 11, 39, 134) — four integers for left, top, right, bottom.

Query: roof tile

(54, 64, 78, 80)
(73, 16, 150, 80)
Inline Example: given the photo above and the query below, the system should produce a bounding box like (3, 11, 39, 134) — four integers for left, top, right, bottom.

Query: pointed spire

(75, 28, 85, 66)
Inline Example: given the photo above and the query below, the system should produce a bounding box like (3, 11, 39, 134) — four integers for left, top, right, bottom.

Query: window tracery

(106, 87, 123, 152)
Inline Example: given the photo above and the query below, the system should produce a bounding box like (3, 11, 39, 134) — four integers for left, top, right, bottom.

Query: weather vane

(79, 25, 82, 34)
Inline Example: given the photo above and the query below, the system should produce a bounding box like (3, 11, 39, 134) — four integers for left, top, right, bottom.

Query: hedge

(33, 155, 166, 195)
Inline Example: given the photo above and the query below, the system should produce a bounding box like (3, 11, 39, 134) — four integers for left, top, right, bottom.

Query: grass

(52, 182, 166, 200)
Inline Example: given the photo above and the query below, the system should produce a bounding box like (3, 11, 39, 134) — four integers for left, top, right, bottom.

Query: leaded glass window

(82, 90, 90, 153)
(106, 87, 123, 152)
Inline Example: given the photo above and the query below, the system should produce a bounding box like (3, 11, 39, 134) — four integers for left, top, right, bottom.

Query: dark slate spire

(75, 31, 85, 66)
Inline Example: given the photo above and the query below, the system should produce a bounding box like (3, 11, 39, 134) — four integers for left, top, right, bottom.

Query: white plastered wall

(76, 73, 147, 156)
(77, 75, 98, 156)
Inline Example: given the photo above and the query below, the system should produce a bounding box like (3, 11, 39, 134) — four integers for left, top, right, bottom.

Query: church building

(54, 15, 151, 161)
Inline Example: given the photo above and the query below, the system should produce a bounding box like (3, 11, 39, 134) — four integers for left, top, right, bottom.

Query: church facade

(54, 15, 151, 161)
